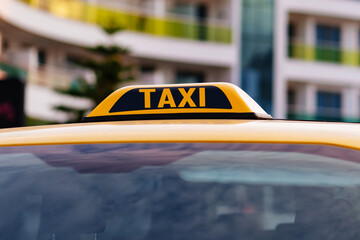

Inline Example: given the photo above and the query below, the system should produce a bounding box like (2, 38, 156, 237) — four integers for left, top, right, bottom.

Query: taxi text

(139, 88, 205, 108)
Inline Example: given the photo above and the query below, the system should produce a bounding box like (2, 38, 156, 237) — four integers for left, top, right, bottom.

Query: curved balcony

(20, 0, 232, 44)
(27, 64, 95, 90)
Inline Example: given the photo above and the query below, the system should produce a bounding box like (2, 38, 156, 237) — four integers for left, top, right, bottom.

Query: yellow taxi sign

(82, 82, 272, 122)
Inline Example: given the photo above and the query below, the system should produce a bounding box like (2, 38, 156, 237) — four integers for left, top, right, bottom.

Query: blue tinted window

(241, 0, 274, 114)
(316, 25, 341, 46)
(315, 25, 341, 63)
(317, 91, 341, 119)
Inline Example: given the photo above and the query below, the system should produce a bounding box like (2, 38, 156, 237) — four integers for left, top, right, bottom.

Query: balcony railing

(288, 41, 359, 66)
(28, 64, 95, 90)
(20, 0, 232, 44)
(287, 105, 352, 122)
(287, 112, 355, 122)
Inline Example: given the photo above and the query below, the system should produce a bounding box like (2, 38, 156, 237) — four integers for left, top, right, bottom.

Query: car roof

(0, 119, 359, 150)
(2, 83, 359, 150)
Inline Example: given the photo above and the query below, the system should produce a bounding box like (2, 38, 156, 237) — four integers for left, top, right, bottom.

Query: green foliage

(54, 38, 134, 123)
(85, 45, 129, 56)
(102, 23, 124, 35)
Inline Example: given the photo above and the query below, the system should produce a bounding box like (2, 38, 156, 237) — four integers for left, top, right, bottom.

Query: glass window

(0, 143, 359, 239)
(288, 23, 297, 58)
(317, 91, 342, 120)
(2, 39, 8, 51)
(168, 2, 208, 21)
(287, 88, 296, 106)
(168, 3, 194, 16)
(175, 71, 204, 84)
(316, 25, 340, 47)
(37, 50, 47, 66)
(316, 25, 341, 63)
(241, 0, 274, 114)
(140, 65, 155, 73)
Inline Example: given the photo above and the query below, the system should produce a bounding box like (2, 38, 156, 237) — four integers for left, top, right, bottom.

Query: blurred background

(0, 0, 359, 126)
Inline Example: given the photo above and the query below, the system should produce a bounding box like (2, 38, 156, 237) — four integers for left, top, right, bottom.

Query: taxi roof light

(82, 82, 272, 122)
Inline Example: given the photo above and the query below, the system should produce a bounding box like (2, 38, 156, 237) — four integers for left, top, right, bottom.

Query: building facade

(0, 0, 240, 122)
(1, 0, 360, 122)
(274, 0, 360, 121)
(240, 0, 360, 121)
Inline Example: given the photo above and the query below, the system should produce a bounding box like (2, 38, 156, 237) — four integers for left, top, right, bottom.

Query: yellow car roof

(0, 120, 359, 150)
(0, 82, 359, 150)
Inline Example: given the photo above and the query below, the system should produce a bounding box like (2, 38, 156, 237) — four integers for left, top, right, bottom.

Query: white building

(2, 0, 359, 123)
(0, 0, 240, 122)
(274, 0, 360, 121)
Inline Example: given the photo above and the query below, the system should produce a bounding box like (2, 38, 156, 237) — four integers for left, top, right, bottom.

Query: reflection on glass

(0, 143, 359, 240)
(241, 0, 274, 113)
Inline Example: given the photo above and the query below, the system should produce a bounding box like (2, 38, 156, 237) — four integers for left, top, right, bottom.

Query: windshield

(0, 143, 359, 240)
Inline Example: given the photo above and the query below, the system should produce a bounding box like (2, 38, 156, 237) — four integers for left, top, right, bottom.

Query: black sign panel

(0, 77, 25, 128)
(110, 86, 232, 113)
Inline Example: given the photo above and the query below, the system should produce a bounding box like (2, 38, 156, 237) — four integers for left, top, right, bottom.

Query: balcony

(288, 41, 359, 66)
(20, 0, 232, 44)
(27, 64, 95, 90)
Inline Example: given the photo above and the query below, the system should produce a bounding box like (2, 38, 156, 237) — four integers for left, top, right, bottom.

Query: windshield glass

(0, 143, 359, 240)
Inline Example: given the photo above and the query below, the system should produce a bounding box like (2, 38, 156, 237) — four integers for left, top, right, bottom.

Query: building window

(140, 65, 155, 74)
(38, 50, 47, 66)
(317, 91, 341, 120)
(241, 0, 274, 114)
(168, 2, 208, 41)
(287, 23, 296, 58)
(65, 54, 83, 68)
(140, 65, 156, 83)
(287, 88, 299, 120)
(287, 89, 296, 106)
(169, 2, 208, 21)
(175, 71, 204, 84)
(315, 25, 341, 63)
(2, 39, 8, 52)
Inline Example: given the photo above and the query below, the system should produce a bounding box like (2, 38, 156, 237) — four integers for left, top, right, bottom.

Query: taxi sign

(82, 82, 272, 122)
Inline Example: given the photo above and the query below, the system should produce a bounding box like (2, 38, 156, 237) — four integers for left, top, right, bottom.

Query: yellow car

(0, 82, 359, 240)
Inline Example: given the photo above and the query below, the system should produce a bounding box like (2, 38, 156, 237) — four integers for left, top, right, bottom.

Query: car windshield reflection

(0, 143, 358, 240)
